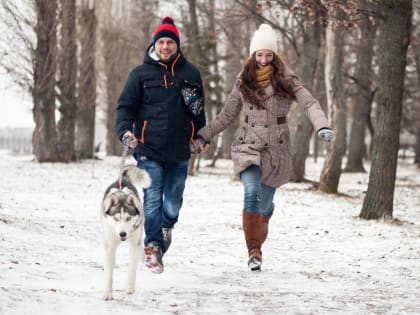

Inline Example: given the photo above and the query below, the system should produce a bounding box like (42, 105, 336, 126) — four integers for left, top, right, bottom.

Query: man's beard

(158, 51, 177, 63)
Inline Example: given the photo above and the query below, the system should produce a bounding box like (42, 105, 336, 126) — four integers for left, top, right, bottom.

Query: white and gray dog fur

(101, 165, 151, 300)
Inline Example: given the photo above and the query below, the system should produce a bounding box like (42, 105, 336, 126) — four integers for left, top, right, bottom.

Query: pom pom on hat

(249, 24, 278, 55)
(153, 16, 180, 47)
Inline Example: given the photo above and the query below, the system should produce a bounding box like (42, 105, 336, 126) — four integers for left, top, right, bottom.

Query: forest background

(0, 0, 419, 219)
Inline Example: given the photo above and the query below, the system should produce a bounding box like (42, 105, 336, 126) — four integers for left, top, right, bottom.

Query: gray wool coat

(197, 69, 330, 188)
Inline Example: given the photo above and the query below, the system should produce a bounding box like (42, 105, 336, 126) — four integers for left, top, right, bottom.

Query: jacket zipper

(189, 121, 195, 144)
(139, 120, 148, 144)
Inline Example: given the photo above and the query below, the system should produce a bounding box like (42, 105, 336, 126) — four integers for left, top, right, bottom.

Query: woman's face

(255, 50, 274, 68)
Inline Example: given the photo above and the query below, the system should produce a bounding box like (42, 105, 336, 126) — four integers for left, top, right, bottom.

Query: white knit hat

(249, 24, 278, 55)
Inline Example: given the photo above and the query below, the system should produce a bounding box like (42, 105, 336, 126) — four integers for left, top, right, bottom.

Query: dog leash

(117, 136, 130, 190)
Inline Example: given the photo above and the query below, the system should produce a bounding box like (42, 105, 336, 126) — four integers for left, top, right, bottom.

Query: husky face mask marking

(103, 192, 143, 242)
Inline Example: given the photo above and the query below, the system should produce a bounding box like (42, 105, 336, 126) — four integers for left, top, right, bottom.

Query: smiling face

(154, 37, 178, 62)
(255, 49, 274, 68)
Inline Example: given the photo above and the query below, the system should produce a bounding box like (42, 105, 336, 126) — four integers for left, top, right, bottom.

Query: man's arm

(115, 69, 142, 141)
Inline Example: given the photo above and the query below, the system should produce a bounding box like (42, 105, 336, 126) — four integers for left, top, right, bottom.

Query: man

(116, 16, 206, 274)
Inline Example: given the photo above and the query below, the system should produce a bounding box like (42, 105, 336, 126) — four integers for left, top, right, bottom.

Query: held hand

(122, 131, 138, 148)
(193, 137, 209, 153)
(317, 128, 336, 143)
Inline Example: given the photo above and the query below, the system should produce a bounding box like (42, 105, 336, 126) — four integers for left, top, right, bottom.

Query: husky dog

(101, 165, 151, 300)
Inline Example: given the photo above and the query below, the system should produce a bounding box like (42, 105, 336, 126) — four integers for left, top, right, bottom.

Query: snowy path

(0, 151, 419, 314)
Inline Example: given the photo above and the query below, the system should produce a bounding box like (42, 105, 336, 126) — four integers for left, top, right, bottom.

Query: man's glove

(317, 128, 336, 143)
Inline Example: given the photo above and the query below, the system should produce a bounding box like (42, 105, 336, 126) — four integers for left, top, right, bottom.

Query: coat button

(250, 106, 253, 110)
(264, 143, 268, 147)
(251, 123, 255, 127)
(279, 139, 283, 144)
(264, 125, 268, 128)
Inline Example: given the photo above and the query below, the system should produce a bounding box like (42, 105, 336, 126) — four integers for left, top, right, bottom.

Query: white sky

(0, 75, 33, 128)
(0, 152, 419, 314)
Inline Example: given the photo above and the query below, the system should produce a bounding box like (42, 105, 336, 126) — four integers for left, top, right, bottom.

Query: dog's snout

(119, 232, 127, 238)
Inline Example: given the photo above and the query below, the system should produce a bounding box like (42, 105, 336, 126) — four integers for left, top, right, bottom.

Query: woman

(196, 24, 335, 271)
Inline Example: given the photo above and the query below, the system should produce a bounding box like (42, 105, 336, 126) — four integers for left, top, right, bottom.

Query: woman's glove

(317, 128, 336, 143)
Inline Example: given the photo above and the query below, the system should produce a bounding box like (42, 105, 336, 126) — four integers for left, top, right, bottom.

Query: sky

(0, 75, 34, 128)
(0, 150, 419, 315)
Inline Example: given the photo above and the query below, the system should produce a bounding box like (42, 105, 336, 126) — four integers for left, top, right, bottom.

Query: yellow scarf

(255, 65, 272, 88)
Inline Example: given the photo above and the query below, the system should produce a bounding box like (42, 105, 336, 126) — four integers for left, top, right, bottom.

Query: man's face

(154, 37, 178, 62)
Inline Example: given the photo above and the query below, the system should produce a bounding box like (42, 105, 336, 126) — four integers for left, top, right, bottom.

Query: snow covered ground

(0, 150, 419, 314)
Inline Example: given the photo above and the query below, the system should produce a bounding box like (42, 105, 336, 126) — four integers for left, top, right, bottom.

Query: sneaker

(248, 256, 262, 272)
(162, 227, 172, 254)
(144, 242, 164, 274)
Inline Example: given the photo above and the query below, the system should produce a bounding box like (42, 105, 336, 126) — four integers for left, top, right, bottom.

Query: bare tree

(100, 0, 158, 156)
(410, 0, 420, 165)
(312, 34, 328, 162)
(344, 0, 378, 172)
(360, 0, 412, 219)
(57, 0, 77, 162)
(288, 4, 326, 182)
(76, 0, 97, 159)
(32, 0, 59, 162)
(181, 0, 225, 172)
(0, 0, 34, 92)
(318, 3, 347, 193)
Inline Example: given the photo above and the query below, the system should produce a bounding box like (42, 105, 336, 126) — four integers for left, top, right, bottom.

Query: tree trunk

(289, 15, 322, 182)
(319, 6, 347, 194)
(221, 54, 241, 159)
(57, 0, 77, 162)
(32, 0, 58, 162)
(345, 0, 377, 172)
(185, 0, 202, 174)
(220, 4, 246, 160)
(412, 30, 420, 165)
(312, 32, 327, 163)
(360, 0, 412, 219)
(76, 0, 97, 159)
(205, 0, 224, 163)
(103, 28, 130, 156)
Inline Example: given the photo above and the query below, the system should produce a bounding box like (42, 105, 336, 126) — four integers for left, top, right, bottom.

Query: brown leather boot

(242, 211, 265, 271)
(260, 211, 273, 244)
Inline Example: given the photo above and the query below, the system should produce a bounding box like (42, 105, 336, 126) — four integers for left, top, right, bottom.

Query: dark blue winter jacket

(116, 44, 206, 163)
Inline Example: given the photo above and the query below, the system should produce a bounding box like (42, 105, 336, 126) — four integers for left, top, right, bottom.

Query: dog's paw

(103, 291, 113, 301)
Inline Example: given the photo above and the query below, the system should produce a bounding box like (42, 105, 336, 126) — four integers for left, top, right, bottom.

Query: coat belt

(244, 115, 286, 125)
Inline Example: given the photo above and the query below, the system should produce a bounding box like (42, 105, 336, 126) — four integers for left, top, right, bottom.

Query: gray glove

(317, 128, 336, 143)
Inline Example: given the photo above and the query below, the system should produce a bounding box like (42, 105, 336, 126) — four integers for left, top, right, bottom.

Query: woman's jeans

(240, 165, 276, 216)
(137, 157, 189, 249)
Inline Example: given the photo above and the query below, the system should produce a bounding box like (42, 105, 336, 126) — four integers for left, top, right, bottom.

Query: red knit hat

(152, 16, 180, 47)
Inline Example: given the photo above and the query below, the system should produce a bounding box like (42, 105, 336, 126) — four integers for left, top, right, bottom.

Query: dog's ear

(103, 195, 118, 214)
(127, 194, 141, 215)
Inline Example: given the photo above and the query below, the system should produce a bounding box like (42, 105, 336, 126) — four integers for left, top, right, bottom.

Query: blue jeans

(240, 165, 276, 216)
(137, 157, 189, 250)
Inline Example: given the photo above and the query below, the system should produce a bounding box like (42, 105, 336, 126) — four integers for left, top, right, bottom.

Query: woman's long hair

(239, 53, 295, 108)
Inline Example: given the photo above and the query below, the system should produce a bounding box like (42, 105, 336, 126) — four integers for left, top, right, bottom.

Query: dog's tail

(123, 165, 151, 189)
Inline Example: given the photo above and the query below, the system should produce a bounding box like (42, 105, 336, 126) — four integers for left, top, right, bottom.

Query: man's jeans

(240, 165, 276, 216)
(137, 157, 189, 249)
